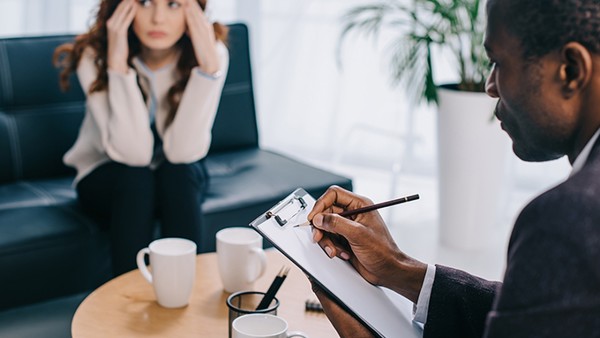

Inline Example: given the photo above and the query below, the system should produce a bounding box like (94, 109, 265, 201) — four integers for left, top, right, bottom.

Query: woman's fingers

(122, 1, 137, 28)
(106, 0, 136, 73)
(184, 0, 219, 73)
(185, 0, 212, 36)
(106, 0, 136, 31)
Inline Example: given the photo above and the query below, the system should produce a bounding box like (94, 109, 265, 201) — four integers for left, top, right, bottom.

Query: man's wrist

(386, 254, 428, 304)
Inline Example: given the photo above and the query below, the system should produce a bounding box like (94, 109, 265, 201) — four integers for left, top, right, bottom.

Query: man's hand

(106, 0, 137, 74)
(308, 186, 427, 303)
(184, 0, 220, 75)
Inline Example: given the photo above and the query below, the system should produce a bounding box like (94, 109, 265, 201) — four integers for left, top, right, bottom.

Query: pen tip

(293, 221, 311, 228)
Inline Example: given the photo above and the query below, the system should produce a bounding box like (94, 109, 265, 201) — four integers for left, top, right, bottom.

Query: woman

(54, 0, 229, 275)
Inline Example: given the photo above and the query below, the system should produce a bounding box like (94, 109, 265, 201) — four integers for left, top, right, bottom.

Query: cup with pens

(225, 266, 284, 336)
(226, 289, 279, 338)
(226, 266, 308, 338)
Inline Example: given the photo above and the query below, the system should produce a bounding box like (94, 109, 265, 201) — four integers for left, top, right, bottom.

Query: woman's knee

(156, 161, 208, 191)
(108, 163, 155, 195)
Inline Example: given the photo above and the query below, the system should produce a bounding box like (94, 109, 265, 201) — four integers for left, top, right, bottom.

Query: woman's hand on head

(106, 0, 137, 74)
(184, 0, 220, 75)
(308, 186, 427, 303)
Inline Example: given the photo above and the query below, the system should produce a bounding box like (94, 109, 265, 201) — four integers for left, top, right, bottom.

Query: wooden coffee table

(71, 250, 338, 337)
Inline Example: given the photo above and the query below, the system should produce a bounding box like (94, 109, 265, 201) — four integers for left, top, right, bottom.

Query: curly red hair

(54, 0, 228, 127)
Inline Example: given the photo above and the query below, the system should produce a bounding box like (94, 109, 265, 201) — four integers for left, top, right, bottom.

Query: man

(307, 0, 600, 337)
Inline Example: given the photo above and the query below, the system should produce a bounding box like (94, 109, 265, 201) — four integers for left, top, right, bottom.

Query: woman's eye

(168, 1, 181, 8)
(138, 0, 152, 7)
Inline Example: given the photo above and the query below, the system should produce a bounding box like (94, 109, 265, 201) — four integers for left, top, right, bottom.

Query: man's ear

(559, 42, 592, 97)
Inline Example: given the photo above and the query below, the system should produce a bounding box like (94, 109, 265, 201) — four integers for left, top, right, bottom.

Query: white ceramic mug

(136, 237, 197, 308)
(232, 314, 308, 338)
(216, 227, 267, 293)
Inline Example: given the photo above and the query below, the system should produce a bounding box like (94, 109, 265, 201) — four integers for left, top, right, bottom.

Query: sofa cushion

(201, 148, 353, 251)
(0, 177, 76, 211)
(0, 292, 88, 338)
(0, 36, 84, 183)
(0, 191, 111, 311)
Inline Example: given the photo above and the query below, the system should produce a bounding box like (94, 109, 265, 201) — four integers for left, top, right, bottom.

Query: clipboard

(250, 188, 421, 338)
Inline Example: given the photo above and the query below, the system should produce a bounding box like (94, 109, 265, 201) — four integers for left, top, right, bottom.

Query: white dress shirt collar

(571, 128, 600, 176)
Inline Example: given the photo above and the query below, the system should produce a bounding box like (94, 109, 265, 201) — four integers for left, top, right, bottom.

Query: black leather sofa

(0, 23, 351, 337)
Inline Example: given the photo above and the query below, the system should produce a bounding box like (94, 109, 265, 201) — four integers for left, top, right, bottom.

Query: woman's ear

(559, 42, 593, 98)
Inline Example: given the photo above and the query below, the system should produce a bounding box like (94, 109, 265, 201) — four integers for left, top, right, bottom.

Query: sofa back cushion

(0, 23, 258, 183)
(210, 23, 259, 154)
(0, 35, 84, 183)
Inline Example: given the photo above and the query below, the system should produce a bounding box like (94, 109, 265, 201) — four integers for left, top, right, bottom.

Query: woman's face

(132, 0, 187, 52)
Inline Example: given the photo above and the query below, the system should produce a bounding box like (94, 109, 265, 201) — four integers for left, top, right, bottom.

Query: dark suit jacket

(424, 137, 600, 338)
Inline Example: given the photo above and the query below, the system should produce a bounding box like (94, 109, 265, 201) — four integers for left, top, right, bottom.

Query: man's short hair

(506, 0, 600, 59)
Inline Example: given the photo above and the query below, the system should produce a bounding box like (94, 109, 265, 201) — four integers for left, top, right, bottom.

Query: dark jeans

(76, 160, 208, 276)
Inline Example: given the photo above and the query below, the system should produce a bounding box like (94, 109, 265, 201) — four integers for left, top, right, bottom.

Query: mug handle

(136, 248, 153, 284)
(287, 331, 309, 338)
(246, 247, 267, 283)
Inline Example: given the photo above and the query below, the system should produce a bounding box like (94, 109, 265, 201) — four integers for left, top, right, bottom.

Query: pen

(293, 193, 420, 228)
(256, 266, 290, 310)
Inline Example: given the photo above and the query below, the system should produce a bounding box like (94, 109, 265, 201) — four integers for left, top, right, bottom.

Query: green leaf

(339, 0, 489, 106)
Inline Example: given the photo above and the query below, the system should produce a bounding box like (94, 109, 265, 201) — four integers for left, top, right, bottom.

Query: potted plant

(339, 0, 511, 250)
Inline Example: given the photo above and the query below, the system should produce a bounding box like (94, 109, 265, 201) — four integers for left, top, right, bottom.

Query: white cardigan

(63, 42, 229, 183)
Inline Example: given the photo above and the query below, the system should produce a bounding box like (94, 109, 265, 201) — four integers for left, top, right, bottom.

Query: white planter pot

(437, 86, 511, 250)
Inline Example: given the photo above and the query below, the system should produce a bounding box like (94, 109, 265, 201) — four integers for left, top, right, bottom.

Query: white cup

(216, 227, 267, 293)
(232, 314, 308, 338)
(136, 237, 197, 308)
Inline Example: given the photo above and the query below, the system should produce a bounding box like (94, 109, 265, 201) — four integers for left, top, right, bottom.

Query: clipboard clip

(266, 195, 307, 226)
